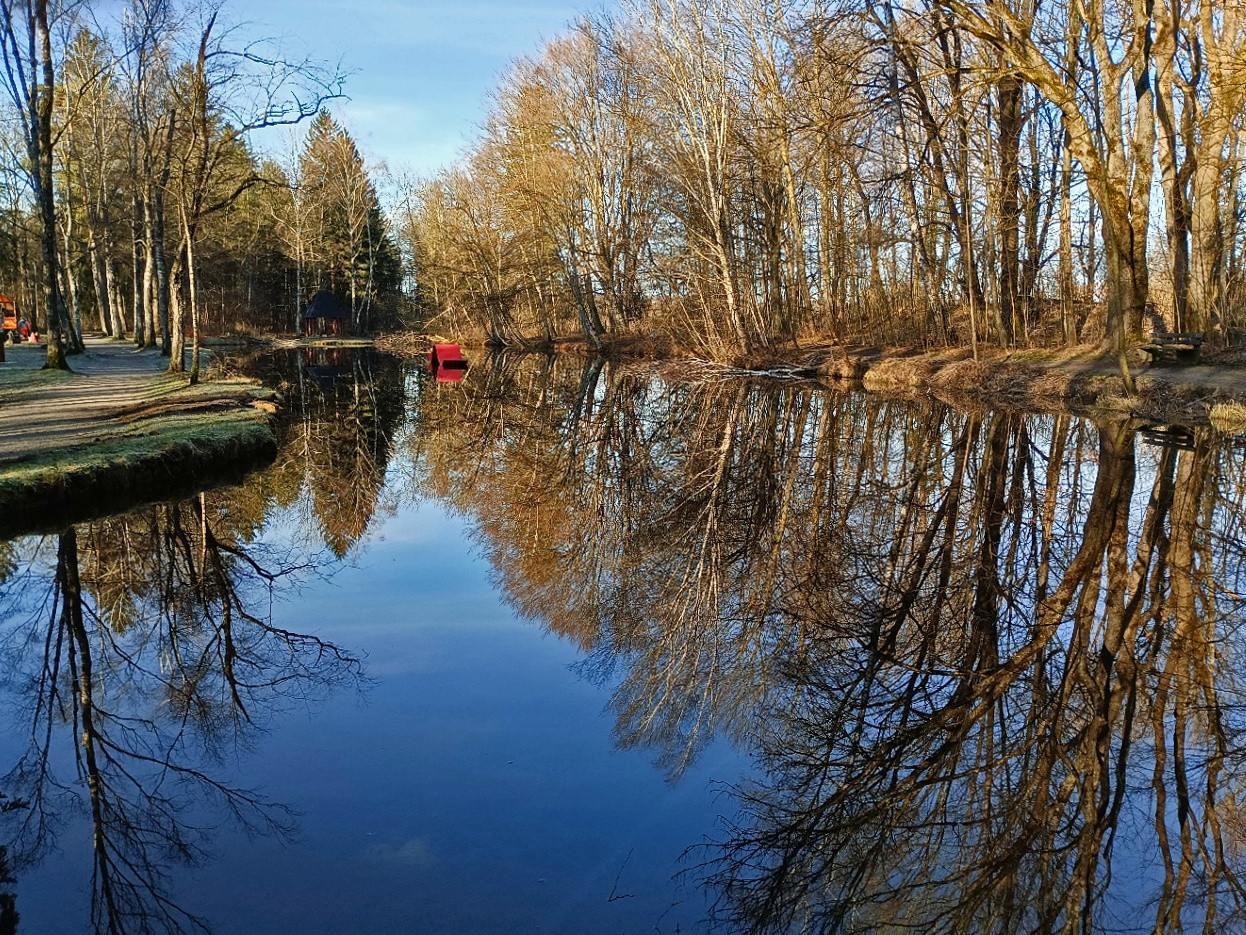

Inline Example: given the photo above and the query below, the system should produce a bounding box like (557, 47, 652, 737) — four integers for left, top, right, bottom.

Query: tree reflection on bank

(410, 353, 1246, 933)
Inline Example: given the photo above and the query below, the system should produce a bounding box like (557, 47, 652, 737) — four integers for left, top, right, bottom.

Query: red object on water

(429, 343, 464, 367)
(429, 343, 467, 382)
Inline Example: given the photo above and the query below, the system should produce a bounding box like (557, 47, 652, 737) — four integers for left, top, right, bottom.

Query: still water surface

(0, 348, 1244, 934)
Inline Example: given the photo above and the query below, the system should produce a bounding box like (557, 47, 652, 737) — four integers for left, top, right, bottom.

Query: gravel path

(0, 336, 170, 464)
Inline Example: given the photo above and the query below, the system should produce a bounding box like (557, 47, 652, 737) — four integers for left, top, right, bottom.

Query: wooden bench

(1138, 331, 1203, 364)
(1140, 424, 1196, 451)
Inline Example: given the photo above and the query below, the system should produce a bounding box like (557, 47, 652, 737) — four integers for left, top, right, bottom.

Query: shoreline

(6, 330, 1244, 538)
(800, 344, 1246, 428)
(0, 337, 280, 538)
(378, 330, 1246, 429)
(0, 417, 278, 538)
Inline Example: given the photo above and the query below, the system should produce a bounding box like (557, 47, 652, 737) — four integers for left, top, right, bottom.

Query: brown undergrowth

(379, 328, 1246, 428)
(376, 329, 677, 361)
(817, 344, 1245, 427)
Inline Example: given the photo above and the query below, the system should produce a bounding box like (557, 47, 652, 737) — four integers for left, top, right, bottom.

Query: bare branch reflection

(406, 353, 1246, 933)
(0, 490, 363, 935)
(239, 346, 410, 556)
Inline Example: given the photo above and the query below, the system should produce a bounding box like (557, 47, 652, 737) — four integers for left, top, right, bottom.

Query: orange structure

(0, 293, 16, 333)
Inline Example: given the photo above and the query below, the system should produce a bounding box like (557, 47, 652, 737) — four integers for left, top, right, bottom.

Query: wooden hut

(302, 290, 348, 337)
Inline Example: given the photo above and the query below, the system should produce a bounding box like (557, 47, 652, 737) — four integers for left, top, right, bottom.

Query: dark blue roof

(303, 290, 347, 319)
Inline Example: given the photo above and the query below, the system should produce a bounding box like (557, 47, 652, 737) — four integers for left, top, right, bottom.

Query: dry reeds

(1210, 400, 1246, 435)
(861, 355, 938, 391)
(372, 331, 443, 358)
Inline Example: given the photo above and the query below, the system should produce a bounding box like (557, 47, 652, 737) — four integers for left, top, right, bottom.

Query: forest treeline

(402, 0, 1246, 358)
(0, 0, 400, 373)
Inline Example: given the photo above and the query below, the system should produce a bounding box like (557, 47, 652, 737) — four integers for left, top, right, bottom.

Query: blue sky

(229, 1, 597, 176)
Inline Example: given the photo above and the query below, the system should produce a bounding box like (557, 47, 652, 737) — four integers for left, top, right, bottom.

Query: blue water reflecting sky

(3, 491, 744, 933)
(11, 354, 1237, 934)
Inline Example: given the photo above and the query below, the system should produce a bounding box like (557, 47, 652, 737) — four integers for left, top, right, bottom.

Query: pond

(0, 347, 1244, 934)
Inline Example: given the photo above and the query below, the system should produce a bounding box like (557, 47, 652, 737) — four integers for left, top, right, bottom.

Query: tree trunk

(59, 204, 84, 351)
(166, 248, 185, 374)
(1059, 128, 1077, 343)
(106, 253, 126, 338)
(152, 116, 176, 356)
(153, 192, 171, 356)
(132, 189, 147, 347)
(1155, 13, 1191, 331)
(183, 205, 201, 384)
(142, 224, 157, 347)
(995, 70, 1023, 346)
(1187, 128, 1227, 335)
(88, 233, 111, 334)
(31, 0, 69, 369)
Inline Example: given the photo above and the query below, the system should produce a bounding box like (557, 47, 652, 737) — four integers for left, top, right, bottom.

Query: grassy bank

(0, 364, 281, 538)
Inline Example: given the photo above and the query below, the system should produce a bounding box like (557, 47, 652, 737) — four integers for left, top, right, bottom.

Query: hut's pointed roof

(303, 289, 347, 320)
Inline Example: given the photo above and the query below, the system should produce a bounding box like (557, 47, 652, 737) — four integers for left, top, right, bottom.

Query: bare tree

(0, 0, 74, 368)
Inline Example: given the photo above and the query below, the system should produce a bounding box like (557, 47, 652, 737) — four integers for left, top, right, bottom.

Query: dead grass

(806, 347, 868, 381)
(373, 331, 446, 357)
(815, 342, 1236, 426)
(1210, 400, 1246, 435)
(375, 327, 680, 361)
(862, 356, 938, 391)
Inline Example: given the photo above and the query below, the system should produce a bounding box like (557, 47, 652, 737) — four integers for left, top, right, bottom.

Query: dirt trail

(0, 337, 170, 464)
(1019, 349, 1246, 393)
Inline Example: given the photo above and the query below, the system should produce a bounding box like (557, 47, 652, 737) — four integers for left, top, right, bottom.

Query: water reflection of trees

(241, 347, 410, 556)
(706, 419, 1246, 934)
(409, 354, 1246, 932)
(0, 488, 361, 934)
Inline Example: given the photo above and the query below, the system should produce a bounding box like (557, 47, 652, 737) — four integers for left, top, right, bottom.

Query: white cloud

(233, 0, 594, 173)
(365, 836, 439, 869)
